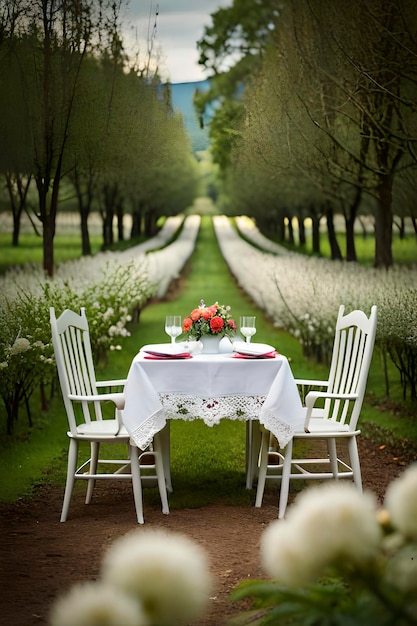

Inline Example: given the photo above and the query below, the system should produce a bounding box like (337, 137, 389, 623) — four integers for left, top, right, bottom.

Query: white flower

(49, 581, 148, 626)
(10, 337, 31, 355)
(385, 464, 417, 539)
(261, 519, 313, 587)
(101, 529, 212, 625)
(385, 544, 417, 592)
(261, 483, 381, 587)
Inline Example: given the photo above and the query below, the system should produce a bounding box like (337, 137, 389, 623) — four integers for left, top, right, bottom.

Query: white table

(123, 352, 305, 487)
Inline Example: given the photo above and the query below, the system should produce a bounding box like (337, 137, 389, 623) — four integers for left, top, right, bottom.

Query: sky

(124, 1, 232, 83)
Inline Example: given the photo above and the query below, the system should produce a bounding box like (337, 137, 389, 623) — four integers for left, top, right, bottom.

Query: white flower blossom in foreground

(261, 482, 381, 587)
(101, 528, 212, 625)
(49, 581, 148, 626)
(385, 464, 417, 540)
(385, 543, 417, 592)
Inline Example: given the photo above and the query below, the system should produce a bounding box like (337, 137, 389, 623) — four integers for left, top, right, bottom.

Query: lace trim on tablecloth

(159, 393, 266, 427)
(259, 406, 294, 449)
(130, 408, 167, 450)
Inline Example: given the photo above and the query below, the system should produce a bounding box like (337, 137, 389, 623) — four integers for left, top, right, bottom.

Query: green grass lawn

(0, 232, 151, 274)
(268, 229, 417, 267)
(1, 213, 416, 505)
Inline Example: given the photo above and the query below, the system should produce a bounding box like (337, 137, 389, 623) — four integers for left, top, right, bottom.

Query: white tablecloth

(123, 352, 305, 450)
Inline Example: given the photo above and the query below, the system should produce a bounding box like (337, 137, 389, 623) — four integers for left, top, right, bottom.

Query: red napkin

(233, 350, 277, 359)
(144, 352, 192, 360)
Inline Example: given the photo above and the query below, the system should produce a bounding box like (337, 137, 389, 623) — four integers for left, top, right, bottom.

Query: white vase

(200, 335, 221, 354)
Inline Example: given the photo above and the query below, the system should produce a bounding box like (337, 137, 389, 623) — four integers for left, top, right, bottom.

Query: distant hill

(171, 80, 211, 153)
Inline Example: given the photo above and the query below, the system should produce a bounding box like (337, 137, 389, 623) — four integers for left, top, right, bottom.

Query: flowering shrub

(49, 528, 212, 626)
(231, 465, 417, 625)
(215, 215, 417, 401)
(183, 300, 237, 339)
(0, 292, 54, 433)
(0, 217, 199, 433)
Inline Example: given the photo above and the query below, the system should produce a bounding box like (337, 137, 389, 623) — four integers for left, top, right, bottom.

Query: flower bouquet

(183, 301, 237, 340)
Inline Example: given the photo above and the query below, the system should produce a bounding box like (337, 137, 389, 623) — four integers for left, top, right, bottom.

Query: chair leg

(129, 443, 144, 524)
(255, 429, 270, 507)
(278, 438, 294, 519)
(348, 436, 363, 492)
(246, 421, 262, 489)
(327, 438, 338, 479)
(159, 422, 172, 493)
(61, 438, 78, 522)
(85, 441, 99, 504)
(153, 432, 170, 515)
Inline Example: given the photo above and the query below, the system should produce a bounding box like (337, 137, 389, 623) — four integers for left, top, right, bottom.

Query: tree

(210, 0, 417, 267)
(1, 0, 127, 276)
(289, 0, 417, 267)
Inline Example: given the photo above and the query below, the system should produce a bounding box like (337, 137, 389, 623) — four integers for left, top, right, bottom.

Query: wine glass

(165, 315, 182, 344)
(240, 316, 256, 343)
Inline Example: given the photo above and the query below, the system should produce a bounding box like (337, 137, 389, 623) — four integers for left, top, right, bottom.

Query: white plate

(140, 343, 191, 357)
(233, 343, 276, 357)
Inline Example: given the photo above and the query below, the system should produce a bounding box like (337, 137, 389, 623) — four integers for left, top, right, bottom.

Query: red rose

(228, 319, 237, 331)
(210, 317, 224, 333)
(190, 309, 201, 321)
(183, 317, 193, 332)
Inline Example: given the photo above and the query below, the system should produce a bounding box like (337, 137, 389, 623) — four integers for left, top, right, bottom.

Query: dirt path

(0, 436, 413, 626)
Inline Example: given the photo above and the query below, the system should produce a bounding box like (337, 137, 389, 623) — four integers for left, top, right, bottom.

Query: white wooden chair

(50, 307, 169, 524)
(255, 305, 377, 519)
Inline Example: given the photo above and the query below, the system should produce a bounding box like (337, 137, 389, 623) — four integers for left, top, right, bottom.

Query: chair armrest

(294, 378, 329, 387)
(96, 379, 127, 389)
(68, 392, 125, 410)
(304, 391, 358, 431)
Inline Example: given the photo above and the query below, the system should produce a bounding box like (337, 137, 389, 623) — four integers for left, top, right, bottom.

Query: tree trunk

(278, 214, 286, 242)
(374, 172, 393, 268)
(297, 215, 306, 246)
(325, 205, 343, 260)
(80, 209, 91, 255)
(5, 172, 31, 247)
(311, 214, 321, 254)
(144, 209, 157, 236)
(36, 175, 55, 277)
(116, 202, 124, 241)
(12, 211, 21, 247)
(345, 215, 357, 262)
(344, 189, 360, 263)
(286, 215, 295, 245)
(101, 183, 118, 248)
(131, 210, 142, 237)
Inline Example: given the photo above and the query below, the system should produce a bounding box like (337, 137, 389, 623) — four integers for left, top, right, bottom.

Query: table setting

(122, 300, 305, 455)
(140, 302, 277, 360)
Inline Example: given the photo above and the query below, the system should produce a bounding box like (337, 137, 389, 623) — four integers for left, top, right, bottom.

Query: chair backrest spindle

(51, 307, 104, 433)
(322, 305, 377, 429)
